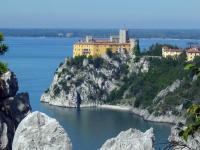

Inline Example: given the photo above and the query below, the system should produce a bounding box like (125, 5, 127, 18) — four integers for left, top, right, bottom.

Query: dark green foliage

(120, 64, 129, 74)
(177, 51, 187, 63)
(53, 84, 60, 96)
(0, 33, 8, 75)
(70, 55, 104, 69)
(90, 57, 104, 68)
(106, 57, 187, 109)
(178, 64, 200, 141)
(71, 56, 87, 67)
(44, 88, 49, 93)
(193, 56, 200, 67)
(179, 104, 200, 141)
(106, 48, 113, 58)
(0, 33, 8, 55)
(142, 43, 178, 56)
(75, 78, 84, 87)
(0, 62, 8, 75)
(133, 40, 140, 56)
(0, 33, 4, 41)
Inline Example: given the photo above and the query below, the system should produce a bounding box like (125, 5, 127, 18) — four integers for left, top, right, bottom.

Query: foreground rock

(169, 124, 200, 150)
(12, 111, 72, 150)
(99, 128, 155, 150)
(0, 71, 31, 150)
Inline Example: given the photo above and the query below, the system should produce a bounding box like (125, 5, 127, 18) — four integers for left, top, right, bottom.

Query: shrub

(106, 48, 113, 58)
(71, 56, 86, 67)
(0, 62, 8, 75)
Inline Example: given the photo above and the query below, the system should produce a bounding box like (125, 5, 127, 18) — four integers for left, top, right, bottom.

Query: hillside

(41, 47, 200, 123)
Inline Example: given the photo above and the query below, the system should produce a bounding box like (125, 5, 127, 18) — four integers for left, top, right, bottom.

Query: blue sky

(0, 0, 200, 29)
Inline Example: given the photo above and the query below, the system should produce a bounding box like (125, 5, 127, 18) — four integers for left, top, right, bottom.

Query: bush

(106, 48, 113, 58)
(0, 62, 8, 75)
(71, 56, 86, 67)
(0, 33, 8, 55)
(93, 57, 104, 68)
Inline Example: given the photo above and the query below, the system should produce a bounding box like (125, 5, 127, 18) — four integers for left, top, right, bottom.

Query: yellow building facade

(186, 48, 200, 61)
(73, 29, 137, 57)
(73, 42, 132, 57)
(162, 47, 182, 58)
(162, 47, 200, 61)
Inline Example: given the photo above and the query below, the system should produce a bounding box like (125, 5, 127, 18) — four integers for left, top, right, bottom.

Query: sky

(0, 0, 200, 29)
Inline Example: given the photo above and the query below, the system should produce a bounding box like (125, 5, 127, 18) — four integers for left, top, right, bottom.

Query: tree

(106, 48, 113, 58)
(0, 33, 8, 55)
(133, 40, 140, 56)
(177, 51, 187, 63)
(0, 33, 8, 75)
(142, 43, 179, 56)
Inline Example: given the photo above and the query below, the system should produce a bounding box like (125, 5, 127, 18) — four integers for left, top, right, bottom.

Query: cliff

(41, 51, 198, 123)
(0, 71, 31, 150)
(41, 50, 149, 107)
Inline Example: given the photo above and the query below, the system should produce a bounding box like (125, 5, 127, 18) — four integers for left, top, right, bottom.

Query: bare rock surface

(0, 71, 31, 150)
(12, 111, 72, 150)
(99, 128, 155, 150)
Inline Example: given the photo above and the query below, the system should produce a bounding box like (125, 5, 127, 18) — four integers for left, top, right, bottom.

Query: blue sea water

(1, 37, 200, 150)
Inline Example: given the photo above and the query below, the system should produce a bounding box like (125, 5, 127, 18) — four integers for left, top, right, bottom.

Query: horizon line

(1, 28, 200, 30)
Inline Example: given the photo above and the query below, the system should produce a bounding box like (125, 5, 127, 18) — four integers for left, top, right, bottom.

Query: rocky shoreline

(40, 100, 185, 124)
(98, 105, 185, 124)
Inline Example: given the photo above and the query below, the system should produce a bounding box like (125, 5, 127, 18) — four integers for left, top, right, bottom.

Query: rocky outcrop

(0, 71, 31, 150)
(99, 128, 155, 150)
(0, 71, 18, 98)
(169, 124, 200, 150)
(12, 111, 72, 150)
(153, 79, 181, 104)
(41, 52, 149, 107)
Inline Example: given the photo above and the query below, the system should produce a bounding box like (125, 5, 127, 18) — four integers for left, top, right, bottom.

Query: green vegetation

(0, 33, 8, 75)
(0, 33, 8, 55)
(133, 40, 140, 56)
(106, 48, 113, 58)
(70, 55, 87, 67)
(179, 104, 200, 141)
(178, 62, 200, 142)
(142, 43, 178, 56)
(69, 55, 104, 69)
(88, 57, 104, 68)
(106, 56, 187, 110)
(0, 62, 8, 75)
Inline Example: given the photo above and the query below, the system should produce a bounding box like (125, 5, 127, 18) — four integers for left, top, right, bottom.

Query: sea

(1, 36, 200, 150)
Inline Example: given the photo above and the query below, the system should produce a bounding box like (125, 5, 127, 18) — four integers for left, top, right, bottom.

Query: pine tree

(133, 40, 140, 56)
(0, 33, 8, 55)
(0, 33, 8, 75)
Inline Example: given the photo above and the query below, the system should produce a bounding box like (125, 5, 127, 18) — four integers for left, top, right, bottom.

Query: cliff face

(41, 51, 193, 123)
(0, 71, 31, 150)
(41, 51, 149, 107)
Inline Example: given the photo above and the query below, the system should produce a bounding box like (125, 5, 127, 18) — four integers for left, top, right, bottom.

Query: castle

(73, 29, 138, 57)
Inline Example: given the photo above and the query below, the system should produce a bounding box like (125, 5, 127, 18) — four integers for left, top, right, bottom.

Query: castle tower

(119, 29, 129, 43)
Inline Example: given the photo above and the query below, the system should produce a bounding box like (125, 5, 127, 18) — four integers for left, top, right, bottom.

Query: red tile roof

(187, 48, 200, 53)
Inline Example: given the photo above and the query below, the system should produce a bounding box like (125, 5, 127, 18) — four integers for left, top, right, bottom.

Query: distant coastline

(1, 29, 200, 39)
